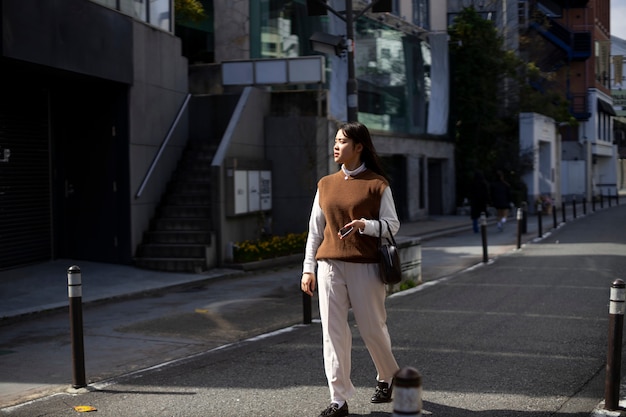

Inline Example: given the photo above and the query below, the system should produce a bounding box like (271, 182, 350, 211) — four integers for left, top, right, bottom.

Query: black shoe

(370, 381, 393, 403)
(318, 402, 349, 417)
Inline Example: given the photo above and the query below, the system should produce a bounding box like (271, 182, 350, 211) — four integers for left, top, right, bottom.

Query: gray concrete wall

(211, 87, 272, 263)
(265, 117, 328, 236)
(129, 21, 189, 255)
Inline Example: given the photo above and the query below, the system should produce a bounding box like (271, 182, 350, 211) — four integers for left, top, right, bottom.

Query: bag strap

(378, 219, 398, 247)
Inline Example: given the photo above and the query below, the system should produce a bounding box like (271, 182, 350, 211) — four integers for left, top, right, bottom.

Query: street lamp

(307, 0, 392, 122)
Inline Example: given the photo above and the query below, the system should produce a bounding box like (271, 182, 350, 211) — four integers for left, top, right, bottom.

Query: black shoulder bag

(378, 220, 402, 285)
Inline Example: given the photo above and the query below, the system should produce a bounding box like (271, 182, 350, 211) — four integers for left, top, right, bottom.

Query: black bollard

(68, 265, 86, 389)
(592, 194, 596, 212)
(609, 191, 613, 207)
(480, 212, 488, 263)
(536, 203, 543, 238)
(516, 208, 522, 249)
(303, 291, 312, 324)
(601, 193, 604, 209)
(583, 196, 587, 215)
(605, 279, 625, 411)
(572, 197, 577, 219)
(552, 202, 557, 229)
(392, 367, 422, 417)
(562, 200, 566, 223)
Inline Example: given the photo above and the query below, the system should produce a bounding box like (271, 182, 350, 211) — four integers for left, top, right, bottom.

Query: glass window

(150, 0, 171, 31)
(412, 0, 429, 30)
(253, 0, 322, 59)
(355, 18, 430, 134)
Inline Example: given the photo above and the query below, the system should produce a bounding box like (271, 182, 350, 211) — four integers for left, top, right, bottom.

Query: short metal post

(303, 291, 312, 325)
(583, 196, 587, 215)
(562, 200, 566, 223)
(480, 212, 488, 263)
(552, 203, 557, 229)
(601, 193, 604, 209)
(516, 208, 522, 249)
(572, 196, 577, 219)
(605, 279, 625, 411)
(68, 265, 86, 389)
(536, 203, 543, 238)
(392, 367, 422, 417)
(609, 191, 613, 207)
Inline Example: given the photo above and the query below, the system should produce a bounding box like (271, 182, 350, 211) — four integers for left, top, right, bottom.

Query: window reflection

(150, 0, 171, 31)
(88, 0, 172, 32)
(356, 19, 430, 134)
(252, 0, 431, 134)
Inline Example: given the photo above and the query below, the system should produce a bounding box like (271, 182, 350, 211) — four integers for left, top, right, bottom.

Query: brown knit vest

(316, 169, 388, 263)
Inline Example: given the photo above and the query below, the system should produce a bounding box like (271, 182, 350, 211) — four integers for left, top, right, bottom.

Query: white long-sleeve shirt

(302, 164, 400, 274)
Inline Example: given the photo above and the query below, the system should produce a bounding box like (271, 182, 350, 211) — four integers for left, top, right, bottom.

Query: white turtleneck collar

(341, 163, 366, 180)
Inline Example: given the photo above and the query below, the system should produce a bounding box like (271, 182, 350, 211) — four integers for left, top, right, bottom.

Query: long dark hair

(339, 121, 388, 180)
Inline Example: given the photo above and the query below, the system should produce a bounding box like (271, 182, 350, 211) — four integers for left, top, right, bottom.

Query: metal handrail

(135, 93, 191, 199)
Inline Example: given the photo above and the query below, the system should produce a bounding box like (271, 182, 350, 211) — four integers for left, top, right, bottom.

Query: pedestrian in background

(469, 171, 490, 233)
(491, 170, 511, 231)
(301, 121, 400, 417)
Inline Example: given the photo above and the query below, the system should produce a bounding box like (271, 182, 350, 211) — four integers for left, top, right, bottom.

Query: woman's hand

(337, 219, 366, 239)
(301, 272, 316, 296)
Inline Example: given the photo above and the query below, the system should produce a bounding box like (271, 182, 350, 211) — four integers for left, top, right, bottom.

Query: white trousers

(317, 259, 399, 403)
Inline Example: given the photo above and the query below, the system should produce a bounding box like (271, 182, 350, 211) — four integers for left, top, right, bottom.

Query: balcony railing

(530, 18, 591, 61)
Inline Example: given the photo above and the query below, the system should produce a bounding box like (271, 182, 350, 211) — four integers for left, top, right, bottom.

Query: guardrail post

(516, 208, 523, 249)
(480, 212, 488, 263)
(562, 200, 566, 223)
(605, 279, 625, 411)
(572, 196, 577, 219)
(68, 265, 86, 389)
(392, 367, 422, 417)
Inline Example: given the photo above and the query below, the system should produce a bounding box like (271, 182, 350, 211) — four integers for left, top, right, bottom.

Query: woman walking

(301, 121, 400, 417)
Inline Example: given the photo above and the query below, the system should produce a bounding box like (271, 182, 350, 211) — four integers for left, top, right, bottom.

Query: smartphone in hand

(338, 226, 354, 239)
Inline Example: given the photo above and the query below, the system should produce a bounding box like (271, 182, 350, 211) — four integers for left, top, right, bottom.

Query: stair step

(135, 135, 220, 273)
(159, 205, 211, 218)
(152, 218, 211, 231)
(144, 230, 212, 244)
(166, 194, 212, 205)
(137, 243, 206, 258)
(134, 257, 207, 273)
(168, 182, 211, 194)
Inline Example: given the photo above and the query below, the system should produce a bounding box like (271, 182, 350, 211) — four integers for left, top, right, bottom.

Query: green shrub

(233, 232, 307, 263)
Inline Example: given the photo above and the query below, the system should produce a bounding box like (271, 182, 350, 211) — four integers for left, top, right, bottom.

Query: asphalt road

(2, 205, 626, 416)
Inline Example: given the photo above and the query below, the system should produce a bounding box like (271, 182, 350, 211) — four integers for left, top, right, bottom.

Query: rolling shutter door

(0, 89, 51, 269)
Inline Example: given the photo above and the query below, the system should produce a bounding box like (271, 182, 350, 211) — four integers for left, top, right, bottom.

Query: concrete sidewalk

(0, 215, 475, 321)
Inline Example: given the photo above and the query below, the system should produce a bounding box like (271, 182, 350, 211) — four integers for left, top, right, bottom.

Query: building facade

(0, 0, 455, 271)
(520, 0, 617, 201)
(0, 0, 189, 269)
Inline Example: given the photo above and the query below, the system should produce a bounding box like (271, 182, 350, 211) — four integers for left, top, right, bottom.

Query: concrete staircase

(134, 141, 215, 272)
